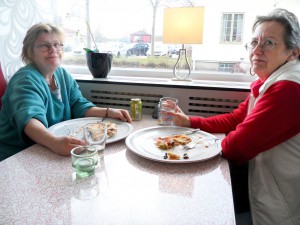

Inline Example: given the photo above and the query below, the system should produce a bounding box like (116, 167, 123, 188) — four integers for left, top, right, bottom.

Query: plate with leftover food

(125, 126, 221, 163)
(48, 117, 133, 144)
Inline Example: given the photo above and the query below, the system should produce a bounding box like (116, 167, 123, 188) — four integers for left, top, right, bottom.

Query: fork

(184, 140, 202, 150)
(184, 138, 219, 150)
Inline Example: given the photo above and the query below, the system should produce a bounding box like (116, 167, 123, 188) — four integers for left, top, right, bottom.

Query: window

(58, 1, 251, 82)
(219, 63, 234, 72)
(221, 13, 244, 43)
(1, 0, 299, 83)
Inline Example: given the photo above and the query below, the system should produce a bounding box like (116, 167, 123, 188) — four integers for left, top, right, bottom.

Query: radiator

(78, 82, 249, 117)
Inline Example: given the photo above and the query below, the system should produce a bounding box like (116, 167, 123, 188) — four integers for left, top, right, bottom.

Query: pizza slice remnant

(86, 123, 106, 141)
(86, 122, 118, 139)
(106, 122, 117, 137)
(167, 152, 180, 160)
(155, 134, 192, 150)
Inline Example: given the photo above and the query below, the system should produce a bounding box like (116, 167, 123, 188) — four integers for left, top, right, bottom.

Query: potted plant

(84, 22, 113, 78)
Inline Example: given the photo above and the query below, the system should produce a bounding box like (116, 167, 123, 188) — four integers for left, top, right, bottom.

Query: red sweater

(190, 80, 300, 164)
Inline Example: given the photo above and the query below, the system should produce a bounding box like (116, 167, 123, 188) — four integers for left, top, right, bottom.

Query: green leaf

(83, 48, 94, 53)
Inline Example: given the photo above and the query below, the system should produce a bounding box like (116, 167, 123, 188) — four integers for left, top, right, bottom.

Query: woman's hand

(24, 118, 85, 156)
(84, 107, 132, 123)
(168, 106, 191, 127)
(107, 108, 132, 123)
(50, 136, 85, 156)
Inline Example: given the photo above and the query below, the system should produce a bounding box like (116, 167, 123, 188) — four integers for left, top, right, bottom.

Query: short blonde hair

(21, 23, 64, 64)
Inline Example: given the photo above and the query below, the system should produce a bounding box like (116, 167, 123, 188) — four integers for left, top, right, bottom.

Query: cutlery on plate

(184, 140, 202, 150)
(172, 128, 200, 135)
(184, 138, 219, 150)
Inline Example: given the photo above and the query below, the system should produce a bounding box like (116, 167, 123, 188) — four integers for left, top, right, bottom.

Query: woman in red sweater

(170, 9, 300, 225)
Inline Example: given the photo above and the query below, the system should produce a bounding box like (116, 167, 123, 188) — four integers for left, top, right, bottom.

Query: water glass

(72, 172, 100, 200)
(84, 122, 107, 159)
(158, 97, 178, 125)
(71, 146, 98, 178)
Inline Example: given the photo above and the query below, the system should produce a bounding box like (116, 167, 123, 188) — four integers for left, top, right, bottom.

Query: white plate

(126, 126, 221, 163)
(48, 117, 133, 144)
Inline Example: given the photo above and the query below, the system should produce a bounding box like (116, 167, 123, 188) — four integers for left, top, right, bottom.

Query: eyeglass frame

(33, 42, 64, 52)
(244, 39, 281, 51)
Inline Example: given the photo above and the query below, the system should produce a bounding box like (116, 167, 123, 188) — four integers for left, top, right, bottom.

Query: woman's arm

(84, 107, 132, 123)
(222, 81, 300, 164)
(170, 96, 249, 133)
(24, 118, 85, 156)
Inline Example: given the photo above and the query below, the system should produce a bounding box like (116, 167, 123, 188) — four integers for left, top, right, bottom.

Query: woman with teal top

(0, 23, 132, 161)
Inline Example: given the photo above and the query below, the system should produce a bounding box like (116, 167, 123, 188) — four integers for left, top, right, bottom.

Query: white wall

(0, 0, 55, 81)
(192, 0, 278, 63)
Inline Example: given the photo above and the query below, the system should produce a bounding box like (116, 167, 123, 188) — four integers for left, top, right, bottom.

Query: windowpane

(2, 0, 298, 82)
(221, 13, 244, 43)
(219, 63, 234, 72)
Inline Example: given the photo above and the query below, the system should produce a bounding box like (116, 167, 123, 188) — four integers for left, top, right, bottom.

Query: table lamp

(163, 7, 204, 81)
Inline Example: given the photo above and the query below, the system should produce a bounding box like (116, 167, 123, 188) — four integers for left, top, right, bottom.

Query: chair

(0, 63, 7, 109)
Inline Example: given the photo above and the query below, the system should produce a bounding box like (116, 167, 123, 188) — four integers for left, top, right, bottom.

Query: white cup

(158, 97, 178, 125)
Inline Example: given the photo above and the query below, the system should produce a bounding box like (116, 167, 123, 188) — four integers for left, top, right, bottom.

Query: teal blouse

(0, 64, 95, 161)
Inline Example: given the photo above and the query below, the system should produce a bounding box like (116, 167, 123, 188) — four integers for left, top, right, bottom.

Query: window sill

(66, 65, 252, 92)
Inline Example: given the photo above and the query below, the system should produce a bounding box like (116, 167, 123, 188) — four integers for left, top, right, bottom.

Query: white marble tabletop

(0, 115, 235, 225)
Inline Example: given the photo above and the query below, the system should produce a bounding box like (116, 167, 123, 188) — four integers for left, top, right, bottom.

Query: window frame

(220, 12, 245, 43)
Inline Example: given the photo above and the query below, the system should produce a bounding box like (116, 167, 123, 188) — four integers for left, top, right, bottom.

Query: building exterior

(130, 31, 151, 43)
(190, 0, 300, 72)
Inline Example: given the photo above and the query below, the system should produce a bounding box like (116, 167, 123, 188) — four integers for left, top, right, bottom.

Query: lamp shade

(163, 7, 204, 44)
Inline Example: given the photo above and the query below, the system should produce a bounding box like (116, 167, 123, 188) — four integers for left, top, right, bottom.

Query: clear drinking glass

(158, 97, 178, 125)
(71, 145, 98, 178)
(84, 122, 107, 159)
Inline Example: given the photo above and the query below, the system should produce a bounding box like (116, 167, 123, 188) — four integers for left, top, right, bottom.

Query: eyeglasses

(245, 39, 279, 51)
(34, 42, 64, 52)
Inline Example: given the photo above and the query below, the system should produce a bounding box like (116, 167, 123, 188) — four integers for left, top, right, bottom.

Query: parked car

(63, 44, 72, 52)
(147, 43, 169, 57)
(167, 45, 180, 57)
(107, 42, 129, 57)
(95, 42, 130, 57)
(126, 43, 149, 56)
(72, 44, 85, 56)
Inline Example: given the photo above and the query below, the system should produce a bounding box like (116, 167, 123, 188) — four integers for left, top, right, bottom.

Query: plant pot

(86, 52, 113, 78)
